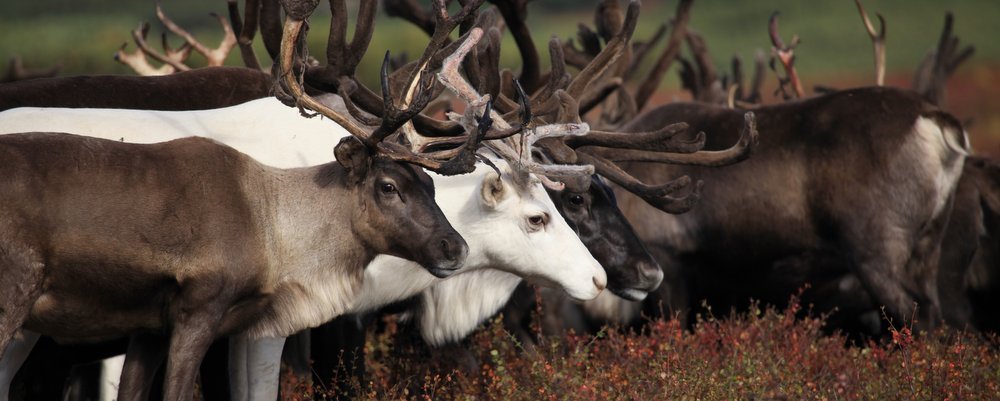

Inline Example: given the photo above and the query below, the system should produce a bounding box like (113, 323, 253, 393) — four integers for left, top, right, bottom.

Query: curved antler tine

(406, 98, 494, 174)
(768, 12, 785, 49)
(530, 0, 639, 118)
(565, 0, 639, 100)
(479, 77, 532, 140)
(854, 0, 886, 86)
(579, 151, 704, 214)
(578, 77, 622, 115)
(379, 50, 394, 110)
(595, 112, 758, 167)
(768, 12, 804, 99)
(337, 77, 381, 126)
(228, 0, 262, 70)
(276, 16, 372, 142)
(555, 88, 582, 124)
(567, 122, 703, 152)
(635, 0, 693, 110)
(155, 0, 236, 67)
(437, 27, 488, 109)
(513, 77, 532, 126)
(487, 0, 541, 92)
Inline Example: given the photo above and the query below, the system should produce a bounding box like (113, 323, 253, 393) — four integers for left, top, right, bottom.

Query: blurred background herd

(2, 0, 998, 150)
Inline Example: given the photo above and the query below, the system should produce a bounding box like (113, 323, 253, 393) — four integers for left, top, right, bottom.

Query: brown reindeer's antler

(481, 0, 759, 212)
(227, 0, 264, 70)
(913, 12, 975, 108)
(300, 0, 490, 137)
(854, 0, 886, 86)
(276, 0, 488, 176)
(545, 90, 758, 213)
(768, 12, 804, 100)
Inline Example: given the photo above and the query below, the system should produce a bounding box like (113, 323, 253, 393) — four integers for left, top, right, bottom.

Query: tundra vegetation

(280, 296, 1000, 401)
(1, 1, 1000, 400)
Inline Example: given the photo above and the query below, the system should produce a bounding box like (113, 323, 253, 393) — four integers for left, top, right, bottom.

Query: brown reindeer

(0, 2, 495, 401)
(601, 3, 973, 332)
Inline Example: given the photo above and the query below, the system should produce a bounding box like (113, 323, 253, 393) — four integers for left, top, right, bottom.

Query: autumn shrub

(290, 295, 1000, 401)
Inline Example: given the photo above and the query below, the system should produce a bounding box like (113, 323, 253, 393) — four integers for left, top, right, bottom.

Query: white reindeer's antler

(436, 30, 594, 189)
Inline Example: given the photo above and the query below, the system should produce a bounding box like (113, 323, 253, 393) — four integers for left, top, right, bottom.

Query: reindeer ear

(334, 136, 371, 183)
(480, 171, 507, 208)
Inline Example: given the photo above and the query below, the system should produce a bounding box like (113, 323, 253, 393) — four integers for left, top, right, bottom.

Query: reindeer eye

(569, 194, 585, 206)
(380, 183, 397, 194)
(527, 214, 547, 229)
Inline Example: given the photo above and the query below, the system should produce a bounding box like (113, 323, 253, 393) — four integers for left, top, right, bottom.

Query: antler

(303, 0, 485, 137)
(854, 0, 886, 86)
(544, 89, 759, 214)
(634, 0, 693, 111)
(485, 0, 541, 93)
(433, 31, 594, 186)
(114, 22, 193, 75)
(912, 12, 975, 108)
(154, 1, 236, 68)
(275, 0, 487, 175)
(384, 0, 435, 36)
(678, 29, 727, 105)
(584, 112, 758, 167)
(114, 2, 238, 75)
(0, 55, 60, 83)
(227, 0, 264, 70)
(768, 12, 804, 99)
(731, 50, 766, 107)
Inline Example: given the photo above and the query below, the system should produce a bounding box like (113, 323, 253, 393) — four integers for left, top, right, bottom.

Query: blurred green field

(1, 0, 997, 83)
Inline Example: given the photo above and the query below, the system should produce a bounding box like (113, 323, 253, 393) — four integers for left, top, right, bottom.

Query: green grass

(2, 0, 998, 84)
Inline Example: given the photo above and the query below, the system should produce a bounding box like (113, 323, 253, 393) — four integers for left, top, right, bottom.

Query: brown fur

(0, 68, 270, 112)
(616, 86, 968, 331)
(0, 132, 464, 401)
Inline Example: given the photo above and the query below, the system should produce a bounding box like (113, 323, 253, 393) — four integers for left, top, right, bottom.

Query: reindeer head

(274, 0, 495, 278)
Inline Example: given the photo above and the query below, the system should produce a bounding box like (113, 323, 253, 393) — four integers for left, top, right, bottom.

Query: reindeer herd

(0, 0, 993, 400)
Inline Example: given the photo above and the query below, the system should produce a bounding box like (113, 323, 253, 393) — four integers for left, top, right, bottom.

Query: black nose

(441, 238, 455, 260)
(436, 233, 469, 269)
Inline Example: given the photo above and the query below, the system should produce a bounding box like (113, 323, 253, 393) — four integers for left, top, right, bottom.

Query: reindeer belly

(25, 259, 180, 342)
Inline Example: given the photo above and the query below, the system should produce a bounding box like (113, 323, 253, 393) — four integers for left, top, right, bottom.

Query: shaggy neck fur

(246, 164, 369, 338)
(416, 268, 523, 346)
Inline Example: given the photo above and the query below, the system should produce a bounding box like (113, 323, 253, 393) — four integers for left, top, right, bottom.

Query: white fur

(416, 269, 524, 346)
(909, 116, 968, 218)
(0, 97, 605, 401)
(580, 290, 643, 325)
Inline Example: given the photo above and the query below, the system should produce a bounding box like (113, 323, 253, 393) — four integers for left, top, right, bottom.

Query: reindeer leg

(227, 333, 285, 401)
(0, 330, 39, 401)
(227, 334, 250, 401)
(161, 298, 228, 401)
(846, 226, 928, 333)
(0, 241, 44, 356)
(117, 333, 168, 401)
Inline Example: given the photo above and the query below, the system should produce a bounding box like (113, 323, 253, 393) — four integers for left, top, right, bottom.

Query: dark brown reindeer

(0, 1, 270, 112)
(0, 3, 490, 401)
(601, 5, 972, 332)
